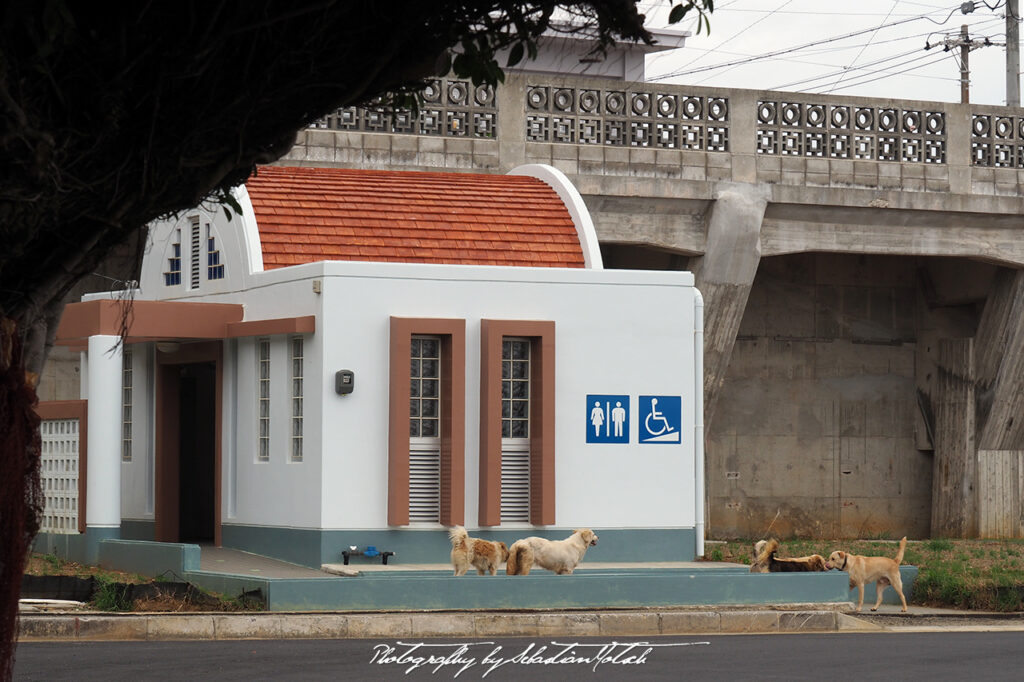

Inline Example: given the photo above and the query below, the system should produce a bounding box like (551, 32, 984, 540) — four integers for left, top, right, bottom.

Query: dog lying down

(826, 536, 908, 612)
(448, 526, 510, 576)
(505, 529, 598, 575)
(750, 538, 828, 573)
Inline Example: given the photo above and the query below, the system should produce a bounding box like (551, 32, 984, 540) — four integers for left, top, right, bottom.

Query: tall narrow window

(164, 229, 182, 286)
(479, 320, 554, 527)
(207, 223, 225, 280)
(121, 348, 133, 462)
(500, 339, 531, 522)
(190, 217, 201, 289)
(388, 318, 466, 527)
(291, 336, 303, 462)
(257, 338, 270, 461)
(409, 336, 441, 522)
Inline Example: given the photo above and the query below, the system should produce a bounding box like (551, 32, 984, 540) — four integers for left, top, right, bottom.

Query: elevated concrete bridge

(286, 72, 1024, 540)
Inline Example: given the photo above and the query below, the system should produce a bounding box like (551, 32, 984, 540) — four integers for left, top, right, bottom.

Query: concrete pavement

(19, 602, 1024, 642)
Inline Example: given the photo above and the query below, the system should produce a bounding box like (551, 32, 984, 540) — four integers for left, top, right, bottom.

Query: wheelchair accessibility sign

(638, 395, 681, 443)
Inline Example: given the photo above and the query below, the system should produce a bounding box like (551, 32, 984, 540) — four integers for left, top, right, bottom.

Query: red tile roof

(246, 166, 585, 270)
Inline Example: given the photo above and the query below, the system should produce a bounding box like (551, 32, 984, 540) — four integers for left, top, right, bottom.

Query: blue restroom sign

(586, 395, 629, 443)
(638, 395, 681, 444)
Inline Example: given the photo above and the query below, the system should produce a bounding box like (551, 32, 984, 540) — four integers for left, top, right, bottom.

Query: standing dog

(449, 526, 509, 576)
(750, 538, 828, 573)
(505, 529, 598, 575)
(825, 536, 908, 612)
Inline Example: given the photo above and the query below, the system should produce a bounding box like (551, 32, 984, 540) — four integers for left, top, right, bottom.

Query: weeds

(709, 538, 1024, 612)
(91, 576, 133, 612)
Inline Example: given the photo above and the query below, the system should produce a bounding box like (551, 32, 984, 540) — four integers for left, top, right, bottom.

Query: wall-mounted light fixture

(155, 341, 181, 354)
(335, 369, 354, 395)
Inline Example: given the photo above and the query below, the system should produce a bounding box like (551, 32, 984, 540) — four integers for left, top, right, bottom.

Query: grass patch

(709, 538, 1024, 612)
(24, 553, 262, 612)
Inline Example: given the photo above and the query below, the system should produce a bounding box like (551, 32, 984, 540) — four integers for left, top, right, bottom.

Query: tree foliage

(0, 1, 711, 676)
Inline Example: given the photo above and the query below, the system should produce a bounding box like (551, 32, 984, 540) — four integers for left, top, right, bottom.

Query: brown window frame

(479, 320, 555, 526)
(388, 317, 466, 526)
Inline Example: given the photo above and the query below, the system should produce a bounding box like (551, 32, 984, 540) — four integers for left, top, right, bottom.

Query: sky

(640, 0, 1019, 106)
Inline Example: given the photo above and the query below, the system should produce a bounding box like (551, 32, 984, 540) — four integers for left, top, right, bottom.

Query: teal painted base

(221, 524, 697, 569)
(85, 538, 919, 612)
(33, 527, 120, 565)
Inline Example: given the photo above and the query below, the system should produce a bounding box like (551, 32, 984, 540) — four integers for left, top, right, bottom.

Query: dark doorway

(177, 362, 216, 542)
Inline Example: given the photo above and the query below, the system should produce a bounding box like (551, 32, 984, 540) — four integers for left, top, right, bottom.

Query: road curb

(19, 605, 852, 641)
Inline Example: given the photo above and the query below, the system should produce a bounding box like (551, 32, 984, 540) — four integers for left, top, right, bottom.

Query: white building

(39, 163, 704, 568)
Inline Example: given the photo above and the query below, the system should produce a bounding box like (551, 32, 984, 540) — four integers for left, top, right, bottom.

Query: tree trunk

(0, 318, 43, 681)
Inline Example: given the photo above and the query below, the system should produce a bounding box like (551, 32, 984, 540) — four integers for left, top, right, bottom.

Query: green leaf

(506, 42, 524, 68)
(668, 4, 690, 24)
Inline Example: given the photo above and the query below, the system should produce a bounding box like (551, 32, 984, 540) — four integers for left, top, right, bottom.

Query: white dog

(505, 529, 598, 575)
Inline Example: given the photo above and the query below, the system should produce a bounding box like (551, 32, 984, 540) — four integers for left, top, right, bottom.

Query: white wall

(138, 187, 260, 301)
(313, 261, 698, 531)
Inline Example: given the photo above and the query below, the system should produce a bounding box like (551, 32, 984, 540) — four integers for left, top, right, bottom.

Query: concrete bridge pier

(689, 183, 769, 431)
(931, 268, 1024, 538)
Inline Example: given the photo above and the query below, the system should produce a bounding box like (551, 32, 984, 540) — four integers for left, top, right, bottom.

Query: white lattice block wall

(40, 418, 80, 534)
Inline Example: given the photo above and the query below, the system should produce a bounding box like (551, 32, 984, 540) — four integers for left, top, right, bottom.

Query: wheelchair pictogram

(644, 398, 673, 436)
(639, 395, 681, 443)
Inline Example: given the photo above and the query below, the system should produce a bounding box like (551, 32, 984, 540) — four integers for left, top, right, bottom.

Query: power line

(668, 0, 797, 73)
(649, 5, 965, 81)
(826, 0, 902, 93)
(821, 51, 956, 93)
(796, 49, 958, 92)
(771, 46, 924, 89)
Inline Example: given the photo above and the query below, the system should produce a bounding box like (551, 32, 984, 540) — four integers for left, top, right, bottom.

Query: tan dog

(505, 529, 598, 575)
(449, 526, 509, 576)
(750, 538, 828, 573)
(825, 537, 908, 612)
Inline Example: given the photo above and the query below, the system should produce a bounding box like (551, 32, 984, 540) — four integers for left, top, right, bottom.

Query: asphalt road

(13, 632, 1024, 681)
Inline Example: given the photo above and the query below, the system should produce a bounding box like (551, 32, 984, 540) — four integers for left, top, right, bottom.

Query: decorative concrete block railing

(35, 400, 88, 535)
(523, 83, 729, 151)
(754, 99, 946, 165)
(970, 109, 1024, 168)
(302, 73, 1024, 194)
(314, 78, 498, 140)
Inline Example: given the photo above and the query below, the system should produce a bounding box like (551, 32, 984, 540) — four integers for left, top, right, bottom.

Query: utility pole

(1008, 0, 1020, 106)
(961, 24, 971, 104)
(930, 25, 997, 104)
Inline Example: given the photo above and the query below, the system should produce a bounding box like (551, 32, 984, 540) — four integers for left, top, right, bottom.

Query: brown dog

(506, 529, 598, 575)
(750, 538, 828, 573)
(825, 537, 908, 612)
(449, 526, 509, 576)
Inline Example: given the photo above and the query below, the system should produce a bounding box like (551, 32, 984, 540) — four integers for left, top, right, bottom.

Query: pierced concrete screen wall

(971, 113, 1024, 168)
(756, 100, 946, 164)
(526, 84, 729, 151)
(313, 78, 497, 139)
(40, 418, 81, 534)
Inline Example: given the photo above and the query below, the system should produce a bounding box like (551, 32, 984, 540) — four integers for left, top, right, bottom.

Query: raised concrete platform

(90, 541, 917, 613)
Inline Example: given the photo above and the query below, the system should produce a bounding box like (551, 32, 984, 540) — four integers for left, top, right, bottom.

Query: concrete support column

(86, 335, 123, 533)
(931, 338, 977, 538)
(497, 72, 527, 171)
(974, 269, 1024, 452)
(689, 183, 769, 430)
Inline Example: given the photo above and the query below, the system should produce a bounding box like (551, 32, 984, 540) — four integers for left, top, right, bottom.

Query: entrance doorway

(155, 342, 222, 544)
(177, 362, 215, 542)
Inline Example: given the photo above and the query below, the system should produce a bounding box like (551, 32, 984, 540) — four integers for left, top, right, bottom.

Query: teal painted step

(93, 539, 917, 613)
(251, 571, 854, 612)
